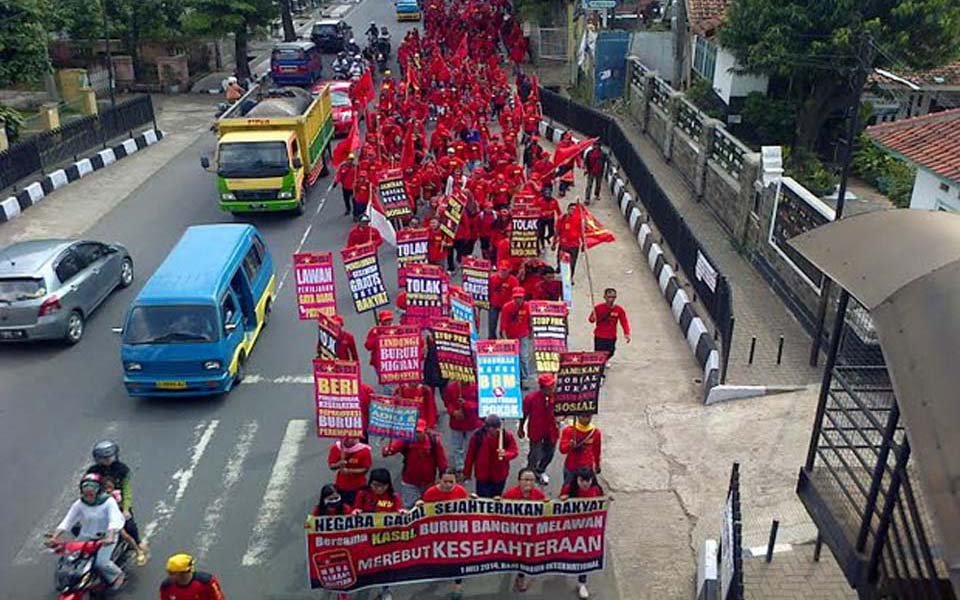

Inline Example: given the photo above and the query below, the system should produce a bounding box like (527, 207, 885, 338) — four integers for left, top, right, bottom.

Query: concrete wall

(910, 168, 960, 212)
(630, 31, 675, 84)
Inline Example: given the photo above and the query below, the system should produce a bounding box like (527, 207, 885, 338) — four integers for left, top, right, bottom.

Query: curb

(539, 117, 720, 402)
(0, 129, 165, 224)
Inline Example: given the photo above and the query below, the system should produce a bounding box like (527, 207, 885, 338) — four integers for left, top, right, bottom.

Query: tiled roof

(865, 108, 960, 182)
(686, 0, 729, 36)
(871, 60, 960, 88)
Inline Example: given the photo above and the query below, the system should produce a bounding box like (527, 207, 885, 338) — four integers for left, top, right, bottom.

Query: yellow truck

(203, 84, 333, 215)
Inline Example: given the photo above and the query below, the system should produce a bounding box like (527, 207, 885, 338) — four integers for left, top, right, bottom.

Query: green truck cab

(204, 85, 334, 215)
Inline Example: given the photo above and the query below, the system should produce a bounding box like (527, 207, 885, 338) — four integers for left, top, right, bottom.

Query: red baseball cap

(538, 373, 556, 387)
(377, 309, 394, 323)
(511, 286, 526, 298)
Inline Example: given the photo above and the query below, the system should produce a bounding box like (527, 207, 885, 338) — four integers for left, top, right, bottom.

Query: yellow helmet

(166, 553, 195, 573)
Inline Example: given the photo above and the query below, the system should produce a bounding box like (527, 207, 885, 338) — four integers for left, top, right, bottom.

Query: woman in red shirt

(419, 469, 470, 600)
(310, 484, 352, 516)
(560, 467, 604, 599)
(327, 438, 372, 506)
(504, 469, 548, 592)
(352, 468, 403, 513)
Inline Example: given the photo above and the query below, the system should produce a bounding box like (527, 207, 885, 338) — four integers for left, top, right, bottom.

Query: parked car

(270, 41, 323, 86)
(311, 80, 354, 135)
(311, 19, 352, 53)
(395, 0, 422, 21)
(0, 239, 134, 344)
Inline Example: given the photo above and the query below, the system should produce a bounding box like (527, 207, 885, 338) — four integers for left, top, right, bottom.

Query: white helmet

(227, 76, 238, 84)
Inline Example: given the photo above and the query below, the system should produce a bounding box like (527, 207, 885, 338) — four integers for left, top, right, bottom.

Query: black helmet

(92, 440, 119, 461)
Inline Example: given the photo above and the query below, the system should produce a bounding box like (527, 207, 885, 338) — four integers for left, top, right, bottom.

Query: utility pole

(102, 0, 117, 111)
(808, 34, 874, 366)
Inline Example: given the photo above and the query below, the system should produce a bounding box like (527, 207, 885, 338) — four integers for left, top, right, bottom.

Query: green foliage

(783, 145, 838, 197)
(182, 0, 276, 37)
(684, 78, 725, 120)
(852, 135, 917, 208)
(740, 91, 796, 145)
(515, 0, 558, 25)
(0, 105, 25, 143)
(0, 0, 52, 87)
(719, 0, 960, 149)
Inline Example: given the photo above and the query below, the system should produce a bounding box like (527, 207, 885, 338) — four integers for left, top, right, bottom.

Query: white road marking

(241, 373, 314, 385)
(141, 420, 219, 544)
(12, 422, 119, 565)
(193, 420, 258, 561)
(277, 193, 328, 293)
(241, 419, 309, 566)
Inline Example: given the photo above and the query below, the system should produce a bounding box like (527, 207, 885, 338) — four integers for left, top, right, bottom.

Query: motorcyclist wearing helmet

(365, 21, 378, 40)
(160, 553, 226, 600)
(86, 440, 148, 564)
(332, 51, 349, 77)
(224, 76, 245, 103)
(49, 474, 126, 590)
(344, 37, 361, 55)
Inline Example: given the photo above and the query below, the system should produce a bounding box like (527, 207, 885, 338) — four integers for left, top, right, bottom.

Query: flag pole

(578, 196, 597, 309)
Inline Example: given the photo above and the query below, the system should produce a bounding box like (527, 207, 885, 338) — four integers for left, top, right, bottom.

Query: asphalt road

(0, 2, 619, 599)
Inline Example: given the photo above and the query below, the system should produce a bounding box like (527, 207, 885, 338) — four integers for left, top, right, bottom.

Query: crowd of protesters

(312, 1, 632, 598)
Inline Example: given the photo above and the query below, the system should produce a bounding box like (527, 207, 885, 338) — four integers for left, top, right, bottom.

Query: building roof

(686, 0, 729, 36)
(865, 108, 960, 183)
(871, 60, 960, 89)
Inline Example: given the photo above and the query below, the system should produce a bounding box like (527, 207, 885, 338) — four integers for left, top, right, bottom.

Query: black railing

(0, 95, 156, 191)
(540, 88, 736, 377)
(719, 462, 744, 600)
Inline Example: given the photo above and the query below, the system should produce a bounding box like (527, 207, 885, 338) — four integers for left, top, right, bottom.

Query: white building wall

(910, 168, 960, 212)
(712, 46, 768, 103)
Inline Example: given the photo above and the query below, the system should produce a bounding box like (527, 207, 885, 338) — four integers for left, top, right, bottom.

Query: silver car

(0, 239, 134, 344)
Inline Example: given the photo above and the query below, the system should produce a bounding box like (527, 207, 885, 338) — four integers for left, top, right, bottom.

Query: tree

(279, 0, 296, 42)
(719, 0, 960, 152)
(0, 0, 52, 87)
(183, 0, 276, 80)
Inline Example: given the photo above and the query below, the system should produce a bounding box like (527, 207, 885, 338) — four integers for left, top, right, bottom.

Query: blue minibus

(117, 224, 275, 397)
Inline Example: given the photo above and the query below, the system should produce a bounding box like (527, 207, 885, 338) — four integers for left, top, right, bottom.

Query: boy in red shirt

(382, 419, 449, 508)
(499, 287, 533, 389)
(558, 415, 602, 486)
(327, 437, 373, 505)
(589, 287, 631, 362)
(518, 373, 560, 484)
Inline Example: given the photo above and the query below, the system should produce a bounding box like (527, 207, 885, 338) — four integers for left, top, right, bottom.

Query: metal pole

(102, 0, 116, 111)
(804, 289, 850, 471)
(765, 520, 780, 563)
(809, 39, 873, 366)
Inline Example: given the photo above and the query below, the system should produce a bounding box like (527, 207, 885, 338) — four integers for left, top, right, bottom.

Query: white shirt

(57, 496, 125, 537)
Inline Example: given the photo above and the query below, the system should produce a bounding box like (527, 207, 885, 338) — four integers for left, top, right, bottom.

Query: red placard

(377, 331, 423, 385)
(313, 359, 363, 438)
(437, 192, 466, 242)
(305, 498, 609, 592)
(402, 263, 449, 327)
(396, 227, 429, 287)
(430, 318, 475, 383)
(294, 252, 337, 320)
(529, 301, 569, 373)
(340, 242, 390, 314)
(554, 352, 607, 416)
(461, 256, 490, 309)
(512, 191, 537, 211)
(378, 167, 412, 219)
(510, 209, 539, 257)
(316, 312, 341, 359)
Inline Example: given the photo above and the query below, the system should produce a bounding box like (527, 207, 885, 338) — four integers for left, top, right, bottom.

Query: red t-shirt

(502, 486, 548, 501)
(560, 483, 604, 498)
(159, 573, 226, 600)
(385, 433, 449, 487)
(327, 442, 372, 492)
(556, 214, 582, 249)
(421, 484, 470, 502)
(499, 300, 531, 339)
(346, 225, 383, 249)
(489, 273, 520, 309)
(590, 303, 631, 340)
(522, 390, 560, 443)
(354, 489, 403, 513)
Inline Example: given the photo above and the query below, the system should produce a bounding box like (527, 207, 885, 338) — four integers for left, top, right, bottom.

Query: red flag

(552, 137, 596, 169)
(530, 73, 541, 106)
(332, 117, 361, 167)
(356, 70, 375, 107)
(452, 34, 468, 66)
(400, 127, 416, 171)
(574, 203, 616, 249)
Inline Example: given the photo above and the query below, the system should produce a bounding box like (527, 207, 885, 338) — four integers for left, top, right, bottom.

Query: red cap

(511, 286, 526, 298)
(330, 315, 344, 326)
(416, 419, 427, 433)
(377, 309, 394, 323)
(497, 260, 511, 270)
(538, 373, 556, 387)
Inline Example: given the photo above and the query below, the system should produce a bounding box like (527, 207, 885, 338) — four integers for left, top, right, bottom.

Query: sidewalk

(744, 543, 856, 600)
(610, 106, 822, 388)
(548, 135, 829, 599)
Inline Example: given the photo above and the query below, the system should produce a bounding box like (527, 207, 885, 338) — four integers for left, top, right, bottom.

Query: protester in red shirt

(583, 140, 606, 204)
(504, 468, 549, 592)
(327, 437, 373, 506)
(364, 309, 394, 369)
(421, 468, 470, 502)
(426, 217, 448, 266)
(353, 173, 372, 221)
(559, 466, 603, 599)
(555, 201, 584, 280)
(536, 267, 563, 301)
(310, 484, 352, 516)
(488, 260, 519, 339)
(358, 380, 374, 443)
(463, 414, 519, 498)
(589, 287, 631, 361)
(394, 381, 438, 430)
(159, 555, 226, 600)
(443, 380, 482, 472)
(333, 154, 357, 216)
(382, 419, 449, 508)
(352, 468, 403, 513)
(346, 214, 384, 248)
(558, 414, 602, 485)
(498, 287, 533, 389)
(329, 315, 359, 361)
(536, 185, 561, 254)
(475, 202, 497, 259)
(519, 373, 560, 484)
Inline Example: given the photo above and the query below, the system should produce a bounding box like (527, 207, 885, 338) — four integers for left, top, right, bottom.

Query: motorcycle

(48, 536, 133, 600)
(375, 50, 388, 74)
